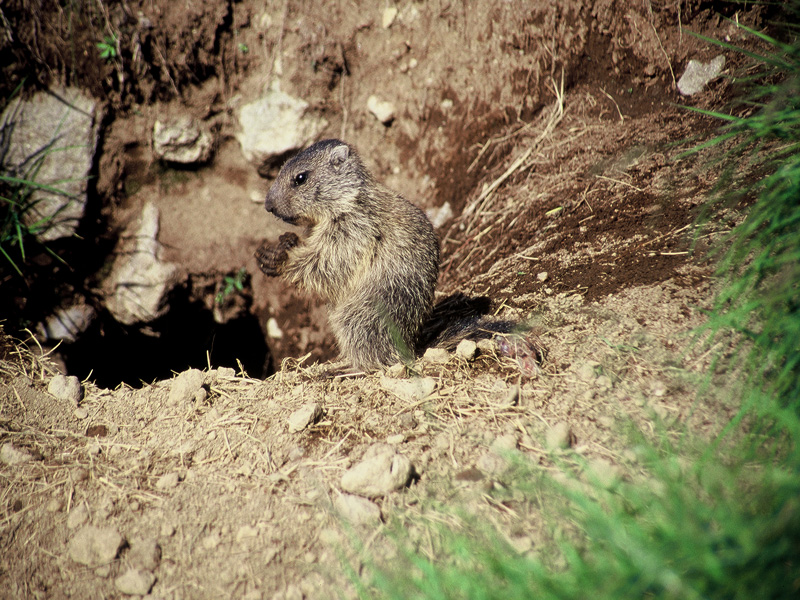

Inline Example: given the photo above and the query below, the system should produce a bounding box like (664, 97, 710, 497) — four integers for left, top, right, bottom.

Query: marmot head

(264, 139, 370, 227)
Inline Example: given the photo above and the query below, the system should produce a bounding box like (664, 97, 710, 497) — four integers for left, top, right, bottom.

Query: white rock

(68, 525, 124, 567)
(455, 339, 478, 361)
(334, 493, 381, 526)
(168, 369, 205, 405)
(341, 444, 413, 497)
(422, 347, 450, 364)
(380, 376, 436, 401)
(105, 202, 180, 325)
(0, 87, 101, 241)
(236, 88, 327, 171)
(537, 271, 549, 282)
(67, 503, 89, 529)
(288, 403, 323, 432)
(678, 55, 726, 96)
(267, 317, 283, 339)
(367, 95, 396, 125)
(545, 422, 573, 450)
(153, 116, 213, 164)
(0, 443, 34, 465)
(381, 6, 398, 28)
(425, 201, 453, 229)
(47, 374, 82, 403)
(38, 302, 95, 342)
(115, 568, 156, 596)
(155, 472, 180, 491)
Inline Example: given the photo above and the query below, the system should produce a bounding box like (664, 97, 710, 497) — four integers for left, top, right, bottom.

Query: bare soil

(0, 1, 772, 598)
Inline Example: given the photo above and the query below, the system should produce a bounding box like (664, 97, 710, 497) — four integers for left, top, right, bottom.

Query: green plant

(215, 267, 248, 305)
(96, 34, 117, 61)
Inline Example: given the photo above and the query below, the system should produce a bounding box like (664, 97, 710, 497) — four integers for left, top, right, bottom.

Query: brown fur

(256, 139, 439, 370)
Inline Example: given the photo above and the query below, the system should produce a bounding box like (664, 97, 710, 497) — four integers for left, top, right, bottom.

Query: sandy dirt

(0, 1, 769, 598)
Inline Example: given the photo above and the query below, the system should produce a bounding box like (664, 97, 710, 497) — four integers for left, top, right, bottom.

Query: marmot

(255, 139, 439, 371)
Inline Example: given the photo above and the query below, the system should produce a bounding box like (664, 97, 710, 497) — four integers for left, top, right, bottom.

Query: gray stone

(153, 116, 213, 164)
(455, 339, 478, 361)
(38, 302, 96, 343)
(334, 493, 381, 526)
(422, 347, 450, 364)
(288, 403, 323, 432)
(678, 55, 726, 96)
(0, 442, 34, 465)
(235, 88, 327, 172)
(105, 202, 180, 325)
(68, 525, 124, 567)
(380, 375, 436, 401)
(47, 374, 83, 403)
(341, 444, 413, 498)
(0, 87, 102, 241)
(115, 568, 156, 596)
(128, 537, 161, 571)
(168, 369, 206, 405)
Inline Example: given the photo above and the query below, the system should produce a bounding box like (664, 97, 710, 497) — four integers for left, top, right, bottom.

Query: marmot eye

(292, 172, 309, 187)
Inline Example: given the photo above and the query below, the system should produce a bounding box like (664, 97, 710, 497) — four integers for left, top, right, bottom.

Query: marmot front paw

(255, 232, 300, 276)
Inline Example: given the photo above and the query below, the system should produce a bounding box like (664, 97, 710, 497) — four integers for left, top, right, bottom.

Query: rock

(425, 201, 453, 229)
(537, 271, 549, 282)
(491, 434, 517, 452)
(153, 116, 213, 164)
(422, 347, 450, 364)
(588, 458, 621, 490)
(0, 87, 101, 241)
(235, 88, 327, 173)
(380, 376, 436, 401)
(288, 403, 323, 432)
(477, 338, 496, 353)
(367, 95, 396, 125)
(37, 302, 96, 343)
(155, 472, 180, 491)
(267, 317, 283, 339)
(386, 433, 405, 445)
(678, 55, 726, 96)
(476, 451, 508, 476)
(128, 537, 161, 571)
(577, 360, 601, 382)
(341, 444, 413, 497)
(382, 6, 398, 28)
(168, 369, 206, 405)
(455, 339, 478, 361)
(385, 362, 406, 378)
(47, 374, 82, 404)
(0, 443, 35, 465)
(66, 503, 89, 529)
(105, 202, 180, 325)
(334, 493, 382, 526)
(68, 525, 124, 567)
(115, 568, 156, 596)
(545, 422, 574, 450)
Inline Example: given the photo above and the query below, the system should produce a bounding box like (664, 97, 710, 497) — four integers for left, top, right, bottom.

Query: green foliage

(96, 34, 118, 61)
(215, 267, 248, 305)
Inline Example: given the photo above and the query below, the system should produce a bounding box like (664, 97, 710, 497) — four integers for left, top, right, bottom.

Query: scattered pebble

(115, 568, 156, 596)
(68, 525, 124, 567)
(236, 525, 259, 544)
(382, 6, 398, 29)
(651, 380, 667, 397)
(67, 503, 90, 529)
(46, 497, 64, 513)
(425, 201, 453, 229)
(0, 442, 35, 465)
(491, 434, 518, 452)
(537, 271, 549, 282)
(48, 374, 82, 404)
(155, 472, 180, 491)
(545, 422, 574, 451)
(168, 369, 205, 405)
(216, 366, 236, 378)
(334, 492, 382, 526)
(386, 433, 405, 445)
(74, 407, 89, 419)
(422, 347, 450, 364)
(380, 376, 436, 401)
(596, 375, 613, 391)
(288, 403, 323, 432)
(588, 458, 622, 490)
(128, 537, 161, 571)
(455, 339, 478, 361)
(477, 338, 496, 353)
(577, 361, 601, 382)
(341, 444, 413, 497)
(367, 95, 396, 125)
(476, 451, 508, 476)
(267, 317, 284, 339)
(678, 54, 726, 96)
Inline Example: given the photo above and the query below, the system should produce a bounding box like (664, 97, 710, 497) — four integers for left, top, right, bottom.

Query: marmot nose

(264, 190, 276, 214)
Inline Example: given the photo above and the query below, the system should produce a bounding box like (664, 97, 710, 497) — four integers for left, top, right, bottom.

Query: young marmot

(255, 139, 440, 371)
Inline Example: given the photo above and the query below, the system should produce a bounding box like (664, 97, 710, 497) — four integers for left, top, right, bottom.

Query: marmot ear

(329, 144, 350, 168)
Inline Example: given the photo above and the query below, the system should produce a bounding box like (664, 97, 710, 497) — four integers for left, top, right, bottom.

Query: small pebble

(422, 347, 450, 364)
(455, 339, 478, 361)
(48, 373, 83, 403)
(128, 537, 161, 571)
(334, 493, 382, 526)
(341, 444, 413, 497)
(168, 369, 205, 405)
(288, 403, 323, 432)
(155, 472, 180, 491)
(380, 376, 436, 401)
(0, 443, 34, 465)
(545, 422, 574, 450)
(68, 525, 124, 567)
(115, 568, 156, 596)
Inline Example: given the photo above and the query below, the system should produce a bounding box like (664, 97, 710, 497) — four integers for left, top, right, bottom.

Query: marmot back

(256, 139, 440, 370)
